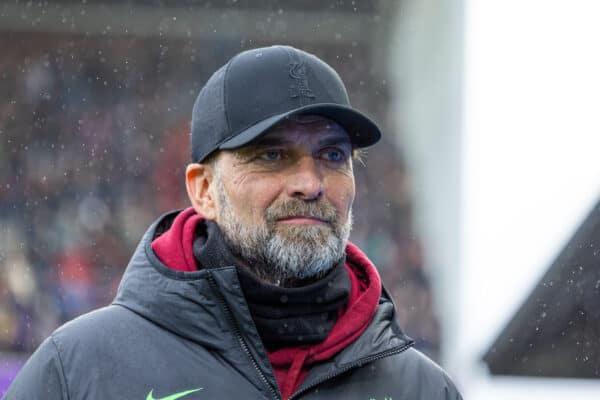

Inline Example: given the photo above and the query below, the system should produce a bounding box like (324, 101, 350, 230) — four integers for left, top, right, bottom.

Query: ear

(185, 163, 217, 220)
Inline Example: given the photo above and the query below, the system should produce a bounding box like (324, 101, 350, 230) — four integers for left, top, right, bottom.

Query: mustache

(264, 199, 339, 224)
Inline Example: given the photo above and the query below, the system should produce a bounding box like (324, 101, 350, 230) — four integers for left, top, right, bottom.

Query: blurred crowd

(0, 33, 440, 361)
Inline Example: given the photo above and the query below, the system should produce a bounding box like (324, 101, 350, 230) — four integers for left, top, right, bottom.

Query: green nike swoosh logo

(146, 388, 202, 400)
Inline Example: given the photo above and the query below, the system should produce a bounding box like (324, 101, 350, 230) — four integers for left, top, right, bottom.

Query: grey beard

(214, 177, 352, 286)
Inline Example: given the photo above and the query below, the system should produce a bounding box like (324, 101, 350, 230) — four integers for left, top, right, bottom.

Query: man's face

(211, 115, 356, 286)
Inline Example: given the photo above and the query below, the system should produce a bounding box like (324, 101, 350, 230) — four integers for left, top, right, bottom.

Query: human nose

(286, 156, 323, 201)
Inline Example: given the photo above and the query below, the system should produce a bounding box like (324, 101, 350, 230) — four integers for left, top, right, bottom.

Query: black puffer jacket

(4, 211, 462, 400)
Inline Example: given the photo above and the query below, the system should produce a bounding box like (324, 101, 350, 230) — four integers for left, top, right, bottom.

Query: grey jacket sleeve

(443, 371, 463, 400)
(3, 337, 69, 400)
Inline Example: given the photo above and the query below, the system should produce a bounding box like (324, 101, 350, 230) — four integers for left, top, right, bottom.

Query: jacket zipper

(288, 341, 414, 400)
(207, 272, 280, 400)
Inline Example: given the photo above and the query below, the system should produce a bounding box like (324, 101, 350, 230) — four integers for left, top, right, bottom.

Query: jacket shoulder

(47, 304, 163, 372)
(381, 348, 463, 399)
(52, 304, 141, 345)
(3, 336, 68, 399)
(309, 347, 462, 400)
(4, 307, 135, 399)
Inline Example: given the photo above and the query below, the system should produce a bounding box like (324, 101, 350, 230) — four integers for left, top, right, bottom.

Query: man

(5, 45, 462, 399)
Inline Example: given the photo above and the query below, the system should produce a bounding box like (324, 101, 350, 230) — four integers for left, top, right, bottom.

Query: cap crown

(191, 45, 378, 162)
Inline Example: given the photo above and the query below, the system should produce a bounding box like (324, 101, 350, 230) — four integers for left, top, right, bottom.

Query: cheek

(326, 175, 355, 216)
(227, 174, 282, 219)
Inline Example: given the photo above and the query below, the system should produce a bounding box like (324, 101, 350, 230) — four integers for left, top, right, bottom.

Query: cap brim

(218, 103, 381, 150)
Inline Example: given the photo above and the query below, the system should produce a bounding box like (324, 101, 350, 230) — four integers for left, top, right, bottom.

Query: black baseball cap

(191, 45, 382, 162)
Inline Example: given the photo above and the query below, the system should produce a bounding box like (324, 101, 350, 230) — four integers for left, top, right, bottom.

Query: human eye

(258, 148, 284, 161)
(321, 148, 347, 162)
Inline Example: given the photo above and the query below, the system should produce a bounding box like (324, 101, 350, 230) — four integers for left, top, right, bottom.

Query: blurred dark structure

(0, 0, 441, 374)
(484, 199, 600, 378)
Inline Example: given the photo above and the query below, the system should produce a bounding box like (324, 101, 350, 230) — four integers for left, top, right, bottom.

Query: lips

(265, 200, 338, 226)
(277, 216, 331, 224)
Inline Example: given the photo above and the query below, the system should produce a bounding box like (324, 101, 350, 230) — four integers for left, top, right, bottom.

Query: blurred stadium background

(3, 1, 600, 398)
